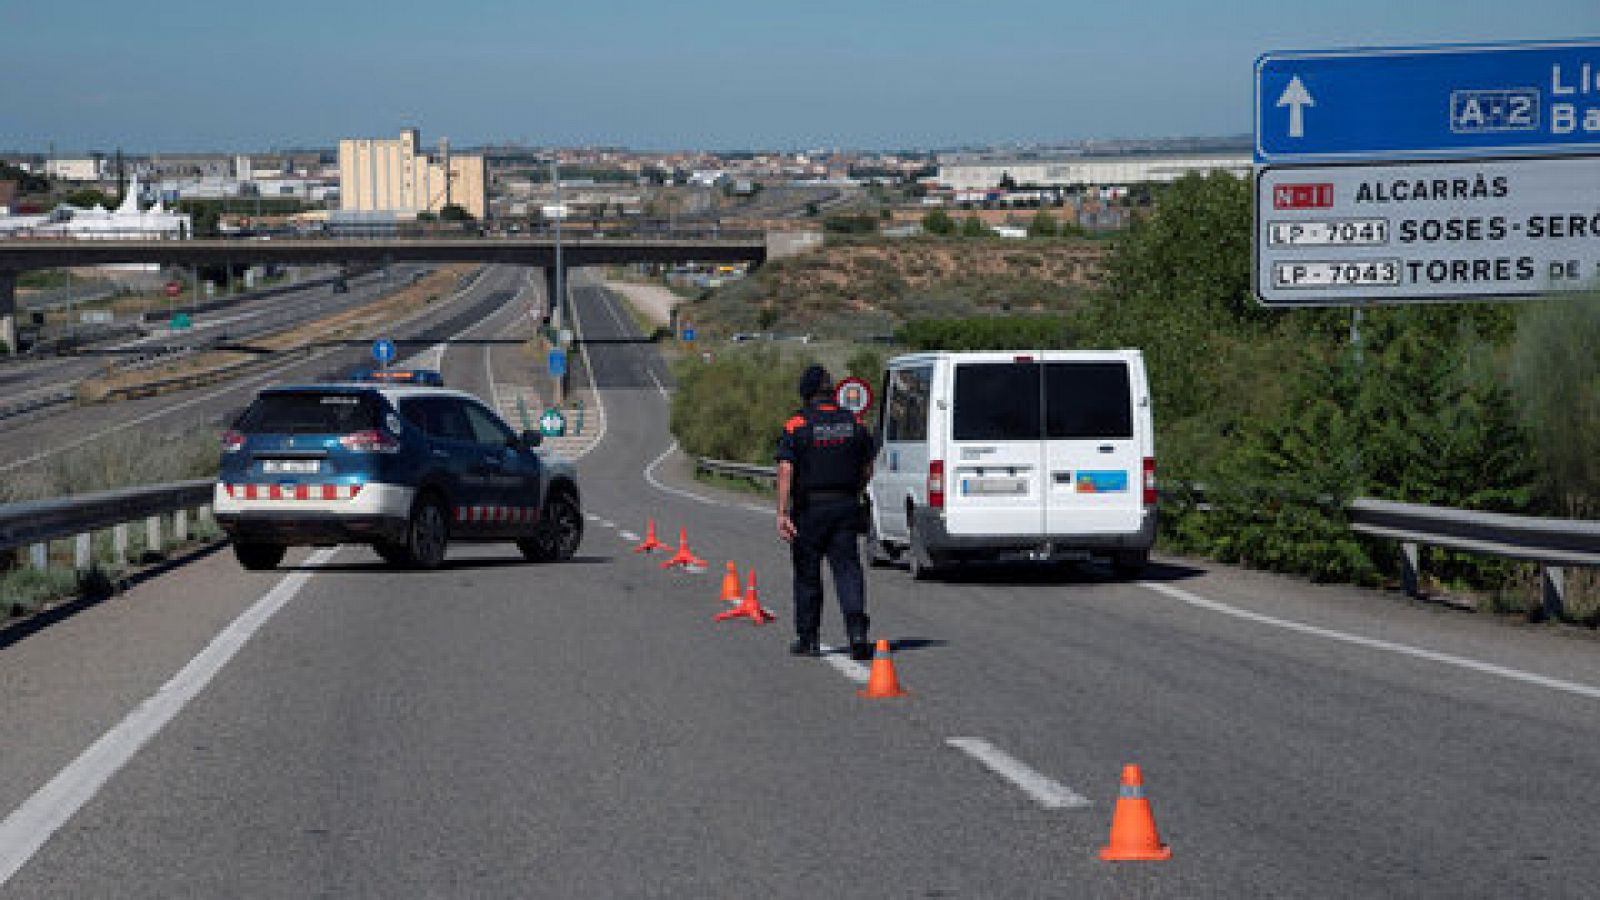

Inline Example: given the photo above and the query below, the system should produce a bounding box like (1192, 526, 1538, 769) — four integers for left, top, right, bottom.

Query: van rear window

(953, 363, 1041, 441)
(1045, 362, 1132, 439)
(236, 392, 382, 434)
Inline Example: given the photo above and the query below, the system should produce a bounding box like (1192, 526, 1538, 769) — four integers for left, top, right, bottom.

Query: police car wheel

(234, 542, 286, 571)
(518, 492, 582, 563)
(403, 497, 450, 569)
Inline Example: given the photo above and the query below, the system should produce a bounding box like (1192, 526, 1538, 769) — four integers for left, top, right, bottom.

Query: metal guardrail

(695, 457, 1597, 618)
(1347, 497, 1599, 619)
(0, 480, 215, 574)
(697, 458, 778, 484)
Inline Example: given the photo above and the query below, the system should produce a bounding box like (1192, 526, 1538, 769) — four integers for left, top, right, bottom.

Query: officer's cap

(798, 364, 832, 399)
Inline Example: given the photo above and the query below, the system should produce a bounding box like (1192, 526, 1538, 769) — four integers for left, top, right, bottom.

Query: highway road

(0, 277, 1597, 897)
(0, 266, 529, 495)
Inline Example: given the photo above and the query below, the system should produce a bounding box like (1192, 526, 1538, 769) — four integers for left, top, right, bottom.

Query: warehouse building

(338, 128, 487, 220)
(936, 153, 1250, 191)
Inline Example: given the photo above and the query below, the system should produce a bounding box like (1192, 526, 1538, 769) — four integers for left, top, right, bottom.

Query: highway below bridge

(0, 274, 1598, 897)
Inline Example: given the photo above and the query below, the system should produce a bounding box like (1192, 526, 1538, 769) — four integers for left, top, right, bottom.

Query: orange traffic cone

(1099, 765, 1171, 861)
(659, 527, 707, 570)
(633, 519, 665, 554)
(856, 639, 908, 698)
(718, 561, 743, 603)
(714, 569, 776, 624)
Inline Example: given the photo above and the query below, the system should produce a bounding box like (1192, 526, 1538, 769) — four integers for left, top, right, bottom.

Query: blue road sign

(681, 327, 696, 342)
(547, 348, 567, 378)
(1256, 39, 1600, 163)
(371, 338, 396, 365)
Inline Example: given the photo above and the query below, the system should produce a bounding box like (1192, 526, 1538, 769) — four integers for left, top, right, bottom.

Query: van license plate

(263, 460, 319, 474)
(964, 478, 1026, 496)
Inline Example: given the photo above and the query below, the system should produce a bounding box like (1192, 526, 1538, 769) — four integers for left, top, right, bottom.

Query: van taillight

(1143, 457, 1157, 506)
(339, 429, 400, 454)
(220, 429, 245, 453)
(928, 460, 945, 509)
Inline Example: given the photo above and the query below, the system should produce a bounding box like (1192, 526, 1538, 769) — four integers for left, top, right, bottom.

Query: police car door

(461, 399, 541, 533)
(946, 356, 1045, 540)
(1040, 355, 1142, 537)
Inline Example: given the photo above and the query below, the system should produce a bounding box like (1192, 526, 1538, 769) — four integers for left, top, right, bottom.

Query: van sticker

(1075, 470, 1128, 493)
(960, 447, 997, 460)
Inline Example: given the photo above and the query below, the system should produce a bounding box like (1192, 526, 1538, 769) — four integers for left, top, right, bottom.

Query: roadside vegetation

(669, 172, 1600, 624)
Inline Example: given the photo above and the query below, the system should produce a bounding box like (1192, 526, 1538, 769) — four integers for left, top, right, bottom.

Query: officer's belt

(803, 488, 858, 502)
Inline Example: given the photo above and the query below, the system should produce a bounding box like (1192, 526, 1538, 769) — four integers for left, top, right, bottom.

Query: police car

(213, 371, 581, 570)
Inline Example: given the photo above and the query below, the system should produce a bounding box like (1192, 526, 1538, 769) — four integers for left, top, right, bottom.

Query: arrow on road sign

(1277, 75, 1314, 138)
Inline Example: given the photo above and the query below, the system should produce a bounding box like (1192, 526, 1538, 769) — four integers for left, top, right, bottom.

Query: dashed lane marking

(597, 519, 616, 529)
(1139, 580, 1600, 702)
(819, 645, 871, 683)
(0, 547, 341, 886)
(945, 738, 1092, 810)
(619, 531, 640, 542)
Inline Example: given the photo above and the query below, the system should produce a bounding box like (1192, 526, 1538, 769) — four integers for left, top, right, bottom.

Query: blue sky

(3, 0, 1597, 152)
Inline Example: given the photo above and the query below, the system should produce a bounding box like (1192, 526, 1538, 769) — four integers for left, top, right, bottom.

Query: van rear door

(945, 358, 1044, 538)
(1041, 357, 1142, 536)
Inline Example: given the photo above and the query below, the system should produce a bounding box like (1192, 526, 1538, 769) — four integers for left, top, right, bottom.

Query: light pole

(551, 158, 564, 336)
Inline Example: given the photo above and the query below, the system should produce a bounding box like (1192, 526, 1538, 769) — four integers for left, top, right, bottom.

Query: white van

(866, 350, 1156, 579)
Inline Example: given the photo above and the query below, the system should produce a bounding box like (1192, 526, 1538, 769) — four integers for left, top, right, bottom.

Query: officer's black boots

(789, 634, 822, 657)
(846, 614, 873, 662)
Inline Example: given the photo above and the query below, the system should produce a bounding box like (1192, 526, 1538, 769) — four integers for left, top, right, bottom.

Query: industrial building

(338, 128, 487, 220)
(935, 153, 1250, 191)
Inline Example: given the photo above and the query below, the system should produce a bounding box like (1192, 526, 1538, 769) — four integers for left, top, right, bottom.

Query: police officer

(775, 365, 876, 661)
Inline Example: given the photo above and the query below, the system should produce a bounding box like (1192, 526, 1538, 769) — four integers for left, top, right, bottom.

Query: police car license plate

(262, 459, 319, 474)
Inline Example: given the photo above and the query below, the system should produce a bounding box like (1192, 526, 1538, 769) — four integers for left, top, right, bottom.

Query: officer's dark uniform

(775, 379, 875, 657)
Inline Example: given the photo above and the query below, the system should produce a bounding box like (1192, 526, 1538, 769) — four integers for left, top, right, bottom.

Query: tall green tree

(1509, 293, 1600, 517)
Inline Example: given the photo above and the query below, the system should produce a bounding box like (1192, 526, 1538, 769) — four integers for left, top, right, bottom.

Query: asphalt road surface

(0, 277, 1596, 897)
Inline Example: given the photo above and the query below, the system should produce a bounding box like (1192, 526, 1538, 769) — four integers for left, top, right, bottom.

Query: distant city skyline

(3, 0, 1597, 153)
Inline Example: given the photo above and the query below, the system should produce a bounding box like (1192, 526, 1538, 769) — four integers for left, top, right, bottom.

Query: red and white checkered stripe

(226, 484, 365, 501)
(454, 505, 538, 525)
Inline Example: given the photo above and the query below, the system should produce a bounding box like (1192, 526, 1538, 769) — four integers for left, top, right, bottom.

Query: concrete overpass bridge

(0, 232, 808, 350)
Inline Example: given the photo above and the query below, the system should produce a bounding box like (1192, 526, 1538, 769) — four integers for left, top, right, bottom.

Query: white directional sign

(1256, 156, 1600, 306)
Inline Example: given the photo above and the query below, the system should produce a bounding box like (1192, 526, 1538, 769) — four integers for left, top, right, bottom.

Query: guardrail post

(112, 523, 128, 563)
(74, 532, 92, 571)
(1541, 566, 1566, 621)
(1400, 542, 1422, 598)
(174, 508, 189, 542)
(29, 542, 48, 570)
(145, 515, 161, 557)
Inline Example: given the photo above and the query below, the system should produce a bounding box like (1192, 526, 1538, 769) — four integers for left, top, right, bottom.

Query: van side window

(1044, 362, 1132, 438)
(953, 363, 1041, 441)
(885, 366, 932, 442)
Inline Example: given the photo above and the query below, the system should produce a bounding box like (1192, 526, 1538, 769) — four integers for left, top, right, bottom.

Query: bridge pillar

(0, 269, 16, 354)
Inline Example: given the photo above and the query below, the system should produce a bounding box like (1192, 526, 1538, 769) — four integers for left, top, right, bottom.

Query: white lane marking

(565, 277, 609, 462)
(644, 441, 717, 506)
(597, 519, 616, 529)
(742, 502, 771, 514)
(584, 513, 600, 522)
(0, 547, 340, 886)
(593, 283, 670, 398)
(945, 738, 1092, 810)
(1139, 580, 1600, 701)
(819, 645, 871, 683)
(619, 531, 640, 542)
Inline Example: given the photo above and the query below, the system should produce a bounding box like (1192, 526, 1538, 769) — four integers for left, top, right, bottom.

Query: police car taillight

(928, 459, 945, 509)
(339, 429, 400, 454)
(1143, 456, 1157, 506)
(220, 429, 245, 453)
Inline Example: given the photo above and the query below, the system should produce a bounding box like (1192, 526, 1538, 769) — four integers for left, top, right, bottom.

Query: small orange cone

(633, 519, 665, 554)
(1099, 765, 1171, 861)
(714, 569, 776, 624)
(718, 561, 743, 603)
(856, 639, 908, 698)
(659, 527, 707, 569)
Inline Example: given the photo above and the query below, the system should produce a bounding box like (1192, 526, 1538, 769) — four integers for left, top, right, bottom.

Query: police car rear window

(236, 392, 382, 434)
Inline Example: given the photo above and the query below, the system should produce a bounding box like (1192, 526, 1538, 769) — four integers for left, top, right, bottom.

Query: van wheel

(1112, 549, 1149, 578)
(234, 542, 285, 571)
(400, 496, 450, 569)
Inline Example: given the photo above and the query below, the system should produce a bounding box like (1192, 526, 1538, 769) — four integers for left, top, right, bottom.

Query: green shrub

(895, 315, 1076, 352)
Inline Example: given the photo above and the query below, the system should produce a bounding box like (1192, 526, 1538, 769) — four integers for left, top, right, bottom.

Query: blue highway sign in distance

(371, 338, 396, 365)
(1256, 39, 1600, 163)
(547, 348, 567, 378)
